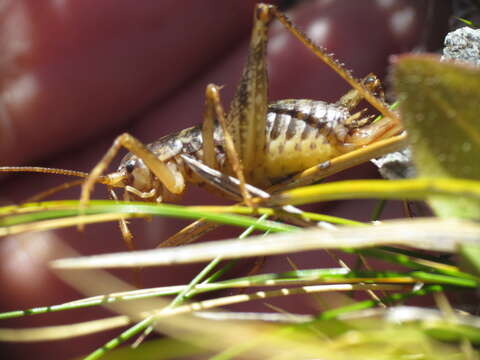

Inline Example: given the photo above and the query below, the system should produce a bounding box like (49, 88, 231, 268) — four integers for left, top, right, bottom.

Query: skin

(0, 1, 450, 359)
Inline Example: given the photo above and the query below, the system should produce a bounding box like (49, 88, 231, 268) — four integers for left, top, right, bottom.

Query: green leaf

(393, 55, 480, 219)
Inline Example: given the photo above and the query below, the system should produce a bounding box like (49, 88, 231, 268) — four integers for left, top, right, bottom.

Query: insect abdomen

(260, 99, 353, 185)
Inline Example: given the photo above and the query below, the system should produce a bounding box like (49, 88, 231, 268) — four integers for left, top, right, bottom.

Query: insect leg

(80, 133, 184, 215)
(336, 74, 385, 130)
(225, 4, 273, 185)
(107, 187, 135, 251)
(203, 84, 253, 207)
(337, 74, 385, 111)
(269, 6, 400, 127)
(109, 187, 143, 287)
(158, 219, 220, 248)
(201, 85, 217, 171)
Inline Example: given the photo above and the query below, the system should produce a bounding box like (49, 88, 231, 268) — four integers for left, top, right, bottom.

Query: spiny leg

(270, 5, 400, 127)
(203, 84, 253, 207)
(273, 6, 404, 147)
(264, 4, 405, 193)
(225, 4, 272, 185)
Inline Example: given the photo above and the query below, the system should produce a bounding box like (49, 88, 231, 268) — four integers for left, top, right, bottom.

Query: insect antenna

(0, 166, 126, 204)
(0, 166, 90, 178)
(0, 166, 117, 186)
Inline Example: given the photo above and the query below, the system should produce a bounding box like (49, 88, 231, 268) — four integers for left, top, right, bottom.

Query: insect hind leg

(269, 5, 400, 127)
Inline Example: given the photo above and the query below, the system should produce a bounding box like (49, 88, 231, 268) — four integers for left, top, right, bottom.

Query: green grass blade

(265, 178, 480, 210)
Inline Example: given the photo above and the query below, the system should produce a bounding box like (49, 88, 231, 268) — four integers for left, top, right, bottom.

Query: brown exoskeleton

(0, 4, 407, 248)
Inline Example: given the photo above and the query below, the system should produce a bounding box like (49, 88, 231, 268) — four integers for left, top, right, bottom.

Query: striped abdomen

(257, 99, 356, 186)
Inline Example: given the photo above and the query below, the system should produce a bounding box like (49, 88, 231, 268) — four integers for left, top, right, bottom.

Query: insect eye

(125, 161, 135, 173)
(364, 76, 376, 86)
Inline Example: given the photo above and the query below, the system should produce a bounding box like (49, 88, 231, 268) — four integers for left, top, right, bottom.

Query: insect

(0, 3, 406, 248)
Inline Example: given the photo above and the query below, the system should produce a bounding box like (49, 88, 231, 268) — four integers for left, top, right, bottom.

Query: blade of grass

(264, 178, 480, 208)
(0, 268, 414, 321)
(0, 200, 296, 236)
(50, 218, 480, 269)
(318, 285, 443, 320)
(0, 316, 130, 342)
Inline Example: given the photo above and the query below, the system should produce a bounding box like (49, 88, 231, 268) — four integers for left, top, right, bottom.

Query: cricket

(0, 3, 407, 248)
